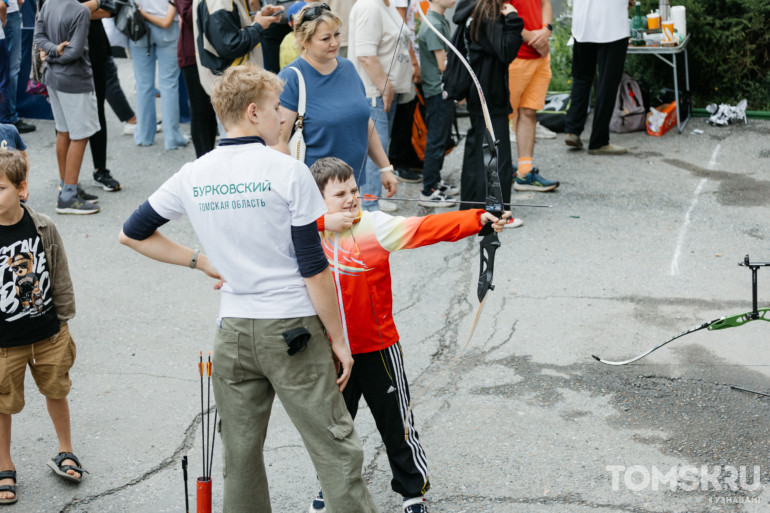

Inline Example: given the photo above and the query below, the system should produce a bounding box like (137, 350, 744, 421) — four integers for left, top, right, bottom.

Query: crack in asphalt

(59, 408, 213, 512)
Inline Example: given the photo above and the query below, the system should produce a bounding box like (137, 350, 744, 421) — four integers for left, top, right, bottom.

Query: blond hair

(293, 3, 342, 53)
(0, 150, 28, 188)
(211, 65, 284, 130)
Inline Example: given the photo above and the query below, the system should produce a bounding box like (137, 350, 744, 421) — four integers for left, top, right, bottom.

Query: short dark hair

(309, 157, 354, 195)
(0, 150, 28, 188)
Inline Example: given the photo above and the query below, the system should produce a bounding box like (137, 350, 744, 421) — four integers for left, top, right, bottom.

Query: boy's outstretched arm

(303, 268, 354, 392)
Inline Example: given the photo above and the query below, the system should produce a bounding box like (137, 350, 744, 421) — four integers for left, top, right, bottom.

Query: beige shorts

(0, 323, 76, 414)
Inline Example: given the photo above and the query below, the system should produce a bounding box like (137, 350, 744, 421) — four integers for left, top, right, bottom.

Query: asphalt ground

(9, 59, 770, 512)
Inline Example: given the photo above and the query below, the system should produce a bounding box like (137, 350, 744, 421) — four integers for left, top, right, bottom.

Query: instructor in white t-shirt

(564, 0, 632, 155)
(119, 65, 379, 513)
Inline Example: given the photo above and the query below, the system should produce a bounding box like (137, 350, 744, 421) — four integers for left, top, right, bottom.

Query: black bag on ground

(115, 0, 148, 42)
(610, 73, 647, 133)
(536, 92, 570, 133)
(442, 18, 472, 101)
(658, 87, 691, 119)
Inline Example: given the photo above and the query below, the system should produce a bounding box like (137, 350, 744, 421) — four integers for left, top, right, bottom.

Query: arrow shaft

(362, 195, 550, 208)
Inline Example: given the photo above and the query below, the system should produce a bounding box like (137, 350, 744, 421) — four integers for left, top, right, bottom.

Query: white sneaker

(379, 200, 398, 212)
(535, 122, 557, 139)
(438, 179, 460, 196)
(418, 190, 454, 208)
(122, 121, 162, 135)
(504, 216, 524, 229)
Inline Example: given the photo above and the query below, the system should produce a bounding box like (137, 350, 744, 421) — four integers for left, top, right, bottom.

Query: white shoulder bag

(287, 67, 307, 162)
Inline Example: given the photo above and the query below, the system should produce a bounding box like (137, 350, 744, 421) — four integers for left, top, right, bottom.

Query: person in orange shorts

(507, 0, 560, 192)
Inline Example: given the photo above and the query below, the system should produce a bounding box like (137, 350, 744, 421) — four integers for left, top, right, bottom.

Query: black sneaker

(394, 167, 422, 183)
(403, 497, 428, 513)
(14, 119, 37, 134)
(56, 196, 101, 215)
(93, 169, 122, 192)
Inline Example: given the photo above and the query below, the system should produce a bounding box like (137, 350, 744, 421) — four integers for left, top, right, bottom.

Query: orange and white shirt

(320, 209, 485, 354)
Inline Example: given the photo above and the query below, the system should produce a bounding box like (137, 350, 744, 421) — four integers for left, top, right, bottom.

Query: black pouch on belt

(283, 327, 311, 356)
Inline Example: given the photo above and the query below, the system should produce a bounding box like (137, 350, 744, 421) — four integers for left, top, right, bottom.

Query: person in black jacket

(456, 0, 522, 210)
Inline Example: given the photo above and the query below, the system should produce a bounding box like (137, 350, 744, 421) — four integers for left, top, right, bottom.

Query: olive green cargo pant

(212, 316, 378, 513)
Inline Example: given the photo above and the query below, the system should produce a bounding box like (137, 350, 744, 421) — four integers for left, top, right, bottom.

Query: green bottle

(631, 1, 645, 46)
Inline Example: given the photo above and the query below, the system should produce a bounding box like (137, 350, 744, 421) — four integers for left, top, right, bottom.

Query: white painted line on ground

(670, 178, 708, 276)
(708, 143, 721, 169)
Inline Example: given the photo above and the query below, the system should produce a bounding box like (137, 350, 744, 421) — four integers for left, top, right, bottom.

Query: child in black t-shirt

(0, 149, 86, 505)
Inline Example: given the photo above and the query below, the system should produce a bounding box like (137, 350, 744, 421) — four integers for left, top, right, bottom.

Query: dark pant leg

(389, 94, 423, 169)
(492, 113, 513, 205)
(349, 344, 430, 498)
(460, 112, 486, 209)
(89, 57, 108, 171)
(104, 56, 136, 122)
(564, 40, 597, 137)
(422, 94, 453, 195)
(588, 37, 628, 150)
(261, 23, 292, 73)
(0, 41, 12, 124)
(181, 65, 218, 158)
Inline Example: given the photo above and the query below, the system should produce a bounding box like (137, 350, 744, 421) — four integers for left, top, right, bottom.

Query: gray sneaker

(56, 196, 101, 215)
(77, 185, 99, 204)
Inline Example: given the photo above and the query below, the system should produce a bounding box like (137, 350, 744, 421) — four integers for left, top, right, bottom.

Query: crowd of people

(0, 0, 633, 510)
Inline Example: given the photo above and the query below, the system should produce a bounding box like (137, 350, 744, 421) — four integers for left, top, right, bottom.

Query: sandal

(47, 452, 88, 483)
(0, 470, 17, 504)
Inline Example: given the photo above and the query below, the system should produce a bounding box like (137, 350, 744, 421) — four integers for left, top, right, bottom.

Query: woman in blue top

(276, 3, 398, 202)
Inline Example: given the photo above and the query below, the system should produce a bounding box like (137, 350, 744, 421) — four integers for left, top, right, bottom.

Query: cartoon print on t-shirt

(0, 236, 53, 321)
(8, 253, 44, 313)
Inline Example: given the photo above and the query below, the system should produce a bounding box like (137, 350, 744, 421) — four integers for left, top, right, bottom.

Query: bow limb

(591, 318, 723, 366)
(592, 309, 770, 366)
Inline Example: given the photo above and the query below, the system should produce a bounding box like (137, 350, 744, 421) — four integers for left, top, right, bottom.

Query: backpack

(536, 93, 571, 133)
(610, 73, 647, 133)
(411, 85, 460, 161)
(115, 0, 149, 42)
(441, 17, 472, 101)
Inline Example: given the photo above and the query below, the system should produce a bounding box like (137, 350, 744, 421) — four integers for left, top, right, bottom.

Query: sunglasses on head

(299, 3, 330, 25)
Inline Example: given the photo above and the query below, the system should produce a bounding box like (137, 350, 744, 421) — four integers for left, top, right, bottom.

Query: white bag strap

(288, 66, 306, 130)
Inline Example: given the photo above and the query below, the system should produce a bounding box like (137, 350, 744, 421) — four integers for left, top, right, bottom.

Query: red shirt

(509, 0, 544, 59)
(319, 209, 485, 354)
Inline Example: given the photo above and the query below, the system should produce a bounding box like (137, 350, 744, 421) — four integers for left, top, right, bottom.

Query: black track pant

(565, 37, 628, 150)
(343, 342, 430, 498)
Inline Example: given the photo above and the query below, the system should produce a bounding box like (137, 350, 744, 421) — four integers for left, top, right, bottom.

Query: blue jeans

(128, 23, 187, 149)
(361, 95, 398, 211)
(422, 94, 453, 196)
(4, 11, 22, 123)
